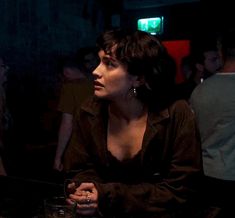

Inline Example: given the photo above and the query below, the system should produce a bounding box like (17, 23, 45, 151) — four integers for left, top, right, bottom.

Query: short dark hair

(96, 28, 176, 109)
(190, 33, 219, 64)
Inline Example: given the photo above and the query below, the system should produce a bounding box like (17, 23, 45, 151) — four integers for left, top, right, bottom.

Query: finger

(66, 198, 77, 206)
(69, 191, 97, 207)
(76, 184, 98, 198)
(76, 205, 97, 216)
(66, 182, 76, 196)
(77, 182, 95, 191)
(69, 193, 91, 204)
(77, 202, 98, 209)
(68, 182, 76, 189)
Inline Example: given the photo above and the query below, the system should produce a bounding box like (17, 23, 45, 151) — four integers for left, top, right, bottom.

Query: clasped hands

(67, 182, 98, 216)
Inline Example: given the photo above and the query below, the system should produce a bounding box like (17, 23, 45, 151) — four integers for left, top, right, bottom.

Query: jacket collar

(81, 96, 170, 124)
(81, 96, 170, 164)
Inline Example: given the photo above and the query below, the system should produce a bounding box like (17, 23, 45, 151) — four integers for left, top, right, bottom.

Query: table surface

(0, 176, 211, 218)
(0, 175, 64, 217)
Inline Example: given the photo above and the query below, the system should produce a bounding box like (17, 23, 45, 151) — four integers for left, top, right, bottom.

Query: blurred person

(64, 29, 203, 218)
(190, 28, 235, 217)
(75, 46, 99, 81)
(0, 56, 10, 175)
(190, 33, 222, 80)
(175, 36, 222, 101)
(175, 54, 201, 101)
(53, 56, 93, 171)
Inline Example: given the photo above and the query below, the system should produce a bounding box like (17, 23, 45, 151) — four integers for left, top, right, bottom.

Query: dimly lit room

(0, 0, 234, 217)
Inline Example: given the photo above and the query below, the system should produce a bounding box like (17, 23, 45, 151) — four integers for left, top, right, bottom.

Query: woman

(64, 29, 202, 218)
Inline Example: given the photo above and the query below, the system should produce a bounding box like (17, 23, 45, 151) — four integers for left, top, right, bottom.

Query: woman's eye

(107, 61, 114, 67)
(104, 60, 115, 68)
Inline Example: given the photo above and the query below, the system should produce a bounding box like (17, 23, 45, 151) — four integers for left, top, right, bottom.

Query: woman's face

(92, 50, 137, 101)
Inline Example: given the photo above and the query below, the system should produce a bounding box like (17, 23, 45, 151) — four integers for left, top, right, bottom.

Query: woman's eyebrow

(102, 56, 117, 62)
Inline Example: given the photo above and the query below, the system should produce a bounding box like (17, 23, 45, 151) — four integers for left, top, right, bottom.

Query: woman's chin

(94, 92, 105, 99)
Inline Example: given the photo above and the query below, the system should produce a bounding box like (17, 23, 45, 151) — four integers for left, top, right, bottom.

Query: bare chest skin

(107, 114, 147, 161)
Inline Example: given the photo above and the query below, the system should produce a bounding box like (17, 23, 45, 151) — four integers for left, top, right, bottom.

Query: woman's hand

(67, 182, 99, 216)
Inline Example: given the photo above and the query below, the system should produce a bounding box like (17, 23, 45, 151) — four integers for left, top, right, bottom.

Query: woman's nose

(92, 63, 102, 77)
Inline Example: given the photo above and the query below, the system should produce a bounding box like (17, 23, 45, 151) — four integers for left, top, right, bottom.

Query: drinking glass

(44, 196, 77, 218)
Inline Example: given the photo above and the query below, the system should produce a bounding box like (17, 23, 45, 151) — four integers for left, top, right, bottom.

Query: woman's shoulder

(168, 99, 193, 117)
(171, 99, 190, 108)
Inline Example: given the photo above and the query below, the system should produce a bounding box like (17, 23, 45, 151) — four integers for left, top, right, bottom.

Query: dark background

(2, 0, 234, 182)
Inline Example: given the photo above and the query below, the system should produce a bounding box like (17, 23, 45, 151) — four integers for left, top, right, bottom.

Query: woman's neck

(108, 99, 147, 122)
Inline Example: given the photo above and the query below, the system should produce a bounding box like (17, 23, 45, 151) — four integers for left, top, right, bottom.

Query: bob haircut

(96, 28, 176, 110)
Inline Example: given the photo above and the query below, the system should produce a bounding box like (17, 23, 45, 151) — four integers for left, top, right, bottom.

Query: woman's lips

(94, 81, 104, 88)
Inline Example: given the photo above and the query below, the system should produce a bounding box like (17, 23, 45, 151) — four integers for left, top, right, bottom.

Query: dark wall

(202, 0, 235, 34)
(121, 2, 201, 40)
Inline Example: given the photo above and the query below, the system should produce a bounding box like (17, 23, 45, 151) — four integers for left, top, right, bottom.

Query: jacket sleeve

(63, 105, 105, 183)
(95, 101, 202, 217)
(63, 100, 203, 217)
